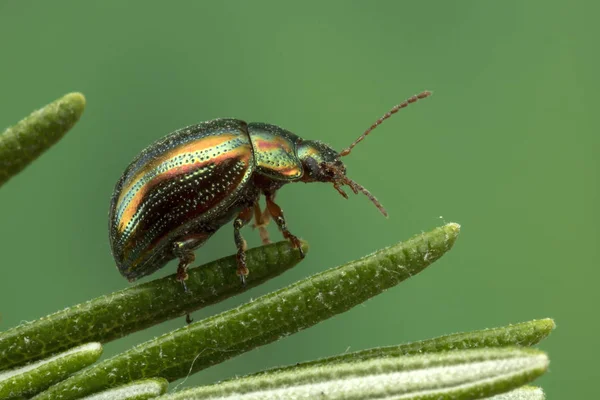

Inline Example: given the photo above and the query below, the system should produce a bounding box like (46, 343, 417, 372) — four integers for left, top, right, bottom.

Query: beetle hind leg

(172, 241, 197, 324)
(265, 194, 304, 258)
(234, 207, 254, 284)
(173, 241, 196, 293)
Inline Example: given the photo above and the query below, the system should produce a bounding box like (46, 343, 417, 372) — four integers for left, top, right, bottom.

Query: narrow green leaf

(0, 240, 308, 371)
(32, 223, 460, 400)
(79, 378, 168, 400)
(0, 342, 101, 399)
(0, 92, 86, 187)
(257, 318, 555, 374)
(486, 386, 545, 399)
(156, 348, 548, 400)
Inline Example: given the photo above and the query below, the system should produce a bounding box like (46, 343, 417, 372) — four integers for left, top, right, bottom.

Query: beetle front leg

(234, 207, 254, 284)
(265, 195, 305, 259)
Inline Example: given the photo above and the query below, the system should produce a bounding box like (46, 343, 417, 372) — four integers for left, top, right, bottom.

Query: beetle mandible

(109, 91, 431, 288)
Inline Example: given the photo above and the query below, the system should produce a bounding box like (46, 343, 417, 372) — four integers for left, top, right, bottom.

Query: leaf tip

(529, 318, 556, 342)
(85, 342, 103, 358)
(61, 92, 86, 119)
(446, 222, 461, 234)
(437, 222, 461, 251)
(526, 350, 550, 376)
(543, 318, 556, 331)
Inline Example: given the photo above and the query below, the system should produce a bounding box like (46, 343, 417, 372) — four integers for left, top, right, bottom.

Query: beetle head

(297, 139, 388, 217)
(297, 140, 345, 181)
(297, 90, 431, 218)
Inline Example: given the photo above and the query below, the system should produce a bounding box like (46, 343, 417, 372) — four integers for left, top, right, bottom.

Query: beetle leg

(173, 242, 196, 292)
(253, 202, 272, 245)
(265, 195, 305, 259)
(258, 193, 275, 229)
(234, 207, 254, 284)
(173, 241, 197, 324)
(185, 314, 194, 324)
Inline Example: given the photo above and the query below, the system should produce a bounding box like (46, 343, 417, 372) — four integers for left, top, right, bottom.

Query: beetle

(109, 91, 430, 289)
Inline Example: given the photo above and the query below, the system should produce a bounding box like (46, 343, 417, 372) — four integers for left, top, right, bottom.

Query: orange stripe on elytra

(118, 146, 250, 234)
(119, 134, 239, 206)
(117, 137, 249, 234)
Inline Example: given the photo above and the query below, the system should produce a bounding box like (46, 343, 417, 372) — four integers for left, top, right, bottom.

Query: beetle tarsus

(236, 254, 249, 287)
(234, 207, 253, 286)
(292, 236, 305, 258)
(174, 241, 196, 293)
(185, 313, 193, 324)
(181, 279, 189, 293)
(236, 248, 250, 285)
(265, 195, 303, 258)
(176, 263, 190, 293)
(239, 272, 247, 286)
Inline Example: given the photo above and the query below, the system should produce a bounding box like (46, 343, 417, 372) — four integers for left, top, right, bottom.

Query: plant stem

(0, 342, 101, 399)
(157, 348, 547, 400)
(33, 223, 460, 400)
(0, 240, 307, 371)
(255, 318, 555, 374)
(485, 386, 545, 399)
(0, 92, 85, 187)
(80, 378, 168, 400)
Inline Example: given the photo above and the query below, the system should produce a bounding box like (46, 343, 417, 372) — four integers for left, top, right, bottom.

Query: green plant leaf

(155, 348, 547, 400)
(256, 318, 555, 375)
(32, 223, 460, 400)
(0, 342, 101, 399)
(79, 378, 168, 400)
(0, 240, 308, 372)
(486, 386, 545, 399)
(0, 92, 86, 187)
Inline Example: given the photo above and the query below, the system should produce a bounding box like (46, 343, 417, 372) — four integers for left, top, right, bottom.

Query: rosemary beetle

(109, 91, 431, 288)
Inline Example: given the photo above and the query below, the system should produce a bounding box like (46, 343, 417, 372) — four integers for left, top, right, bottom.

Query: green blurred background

(0, 1, 596, 397)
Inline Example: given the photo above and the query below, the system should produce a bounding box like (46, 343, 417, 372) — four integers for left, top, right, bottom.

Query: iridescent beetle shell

(110, 120, 248, 280)
(109, 91, 430, 283)
(109, 119, 306, 281)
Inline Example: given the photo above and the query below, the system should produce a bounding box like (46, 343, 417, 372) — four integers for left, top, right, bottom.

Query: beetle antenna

(323, 161, 388, 217)
(339, 90, 432, 157)
(343, 176, 388, 217)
